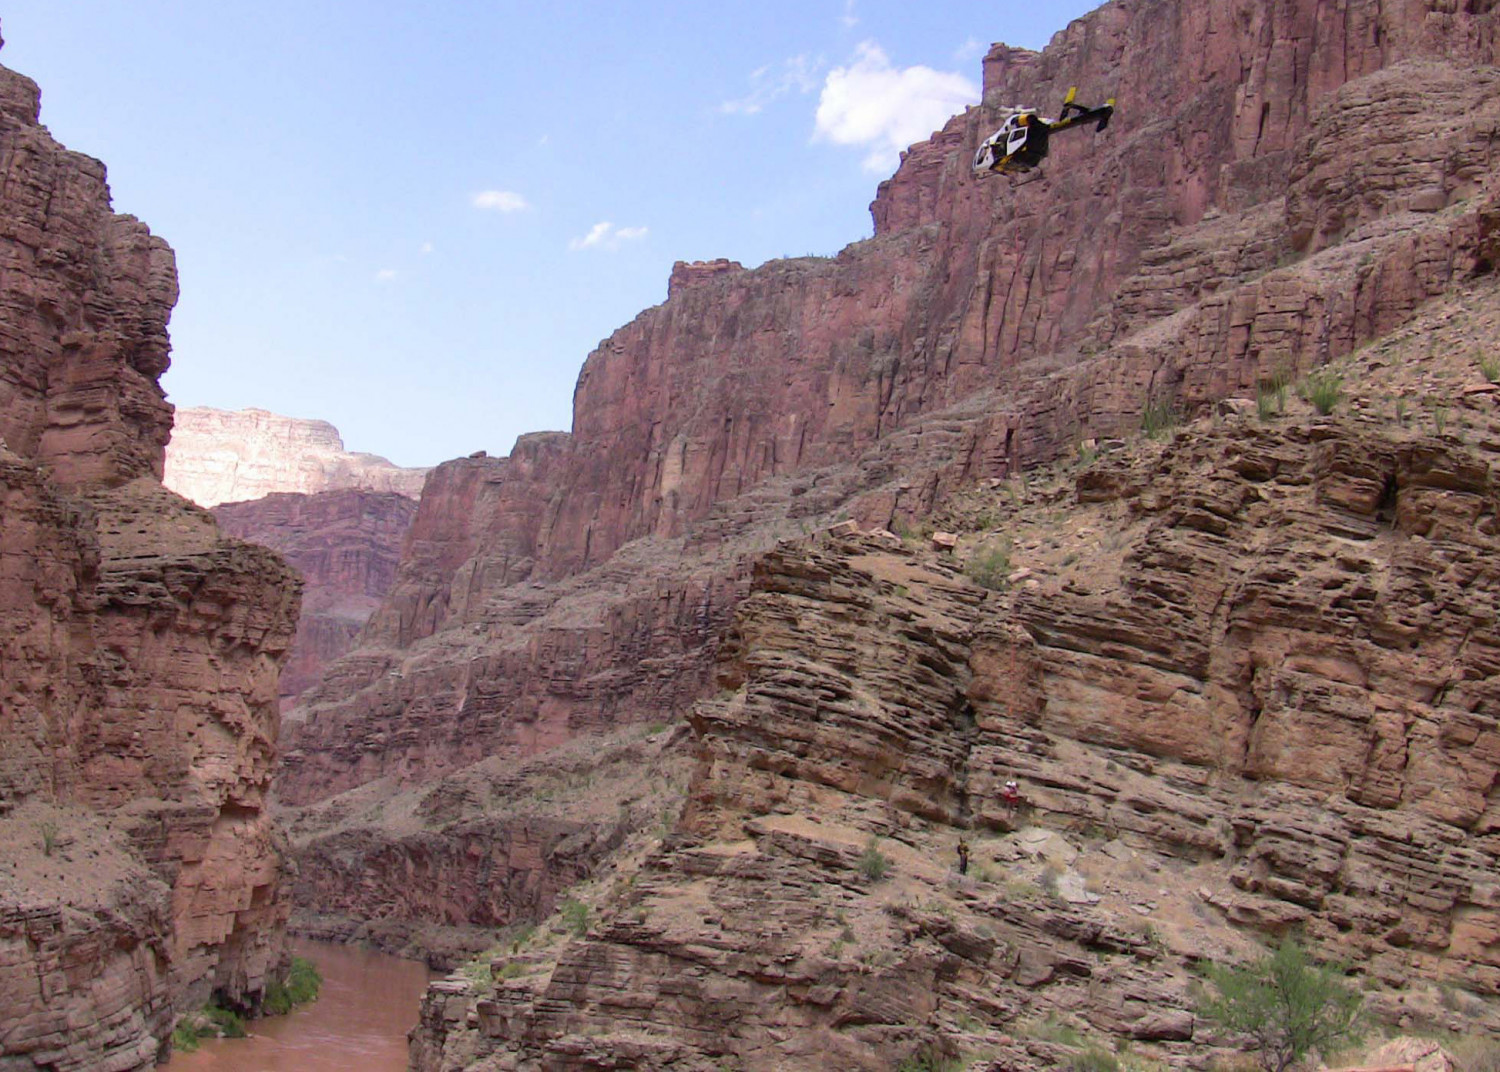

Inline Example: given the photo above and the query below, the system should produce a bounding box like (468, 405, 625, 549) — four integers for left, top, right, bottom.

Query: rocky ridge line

(164, 405, 430, 508)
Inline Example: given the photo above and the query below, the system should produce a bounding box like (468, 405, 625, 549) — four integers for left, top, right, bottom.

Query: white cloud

(419, 241, 434, 255)
(814, 41, 978, 173)
(840, 0, 858, 28)
(471, 189, 529, 212)
(375, 268, 398, 282)
(569, 222, 648, 251)
(954, 36, 988, 64)
(719, 54, 822, 115)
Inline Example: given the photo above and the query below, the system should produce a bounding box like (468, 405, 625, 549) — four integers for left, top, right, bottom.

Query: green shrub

(1256, 383, 1284, 421)
(1477, 352, 1500, 384)
(1303, 370, 1343, 416)
(1256, 367, 1291, 421)
(37, 820, 60, 857)
(1026, 1014, 1083, 1046)
(560, 898, 591, 937)
(171, 1022, 201, 1053)
(204, 1003, 247, 1039)
(897, 1048, 961, 1072)
(1140, 395, 1178, 439)
(1072, 1046, 1121, 1072)
(1197, 940, 1362, 1072)
(965, 540, 1012, 591)
(858, 837, 890, 881)
(263, 956, 322, 1015)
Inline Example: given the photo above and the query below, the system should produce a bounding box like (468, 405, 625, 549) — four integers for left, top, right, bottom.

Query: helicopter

(972, 86, 1115, 181)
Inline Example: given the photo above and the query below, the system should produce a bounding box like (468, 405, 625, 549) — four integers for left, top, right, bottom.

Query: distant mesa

(164, 405, 431, 507)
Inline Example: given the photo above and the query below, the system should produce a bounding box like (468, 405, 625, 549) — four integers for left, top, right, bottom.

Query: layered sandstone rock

(214, 489, 417, 706)
(0, 33, 299, 1072)
(414, 386, 1500, 1067)
(394, 0, 1500, 1064)
(164, 406, 429, 508)
(284, 0, 1500, 824)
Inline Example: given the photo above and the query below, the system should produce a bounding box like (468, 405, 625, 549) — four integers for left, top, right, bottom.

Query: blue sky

(3, 2, 1094, 467)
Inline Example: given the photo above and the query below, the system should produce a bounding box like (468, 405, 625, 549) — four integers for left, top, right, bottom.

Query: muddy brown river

(167, 940, 433, 1072)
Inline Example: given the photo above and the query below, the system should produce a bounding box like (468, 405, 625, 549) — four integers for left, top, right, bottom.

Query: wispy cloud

(814, 41, 978, 173)
(375, 268, 398, 282)
(840, 0, 859, 28)
(569, 221, 648, 251)
(419, 241, 434, 255)
(471, 189, 529, 212)
(720, 54, 822, 115)
(954, 36, 988, 64)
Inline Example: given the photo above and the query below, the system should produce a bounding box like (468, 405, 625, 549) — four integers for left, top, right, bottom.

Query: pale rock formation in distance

(164, 405, 430, 507)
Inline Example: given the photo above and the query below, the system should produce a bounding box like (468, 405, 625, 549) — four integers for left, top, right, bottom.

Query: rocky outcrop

(0, 32, 299, 1072)
(414, 392, 1500, 1067)
(214, 489, 417, 706)
(164, 406, 429, 508)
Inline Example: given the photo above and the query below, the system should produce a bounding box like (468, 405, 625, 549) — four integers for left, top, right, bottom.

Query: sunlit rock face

(286, 0, 1498, 807)
(0, 29, 301, 1072)
(164, 406, 430, 508)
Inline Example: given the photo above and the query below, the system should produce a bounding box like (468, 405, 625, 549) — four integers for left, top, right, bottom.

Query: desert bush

(1026, 1014, 1083, 1047)
(1140, 395, 1178, 438)
(170, 1023, 201, 1053)
(204, 1003, 247, 1038)
(560, 898, 591, 937)
(1303, 370, 1344, 416)
(36, 820, 59, 857)
(897, 1048, 961, 1072)
(1476, 351, 1500, 384)
(263, 956, 322, 1015)
(1072, 1046, 1120, 1072)
(1197, 940, 1362, 1072)
(858, 837, 890, 881)
(1256, 383, 1283, 421)
(966, 540, 1012, 591)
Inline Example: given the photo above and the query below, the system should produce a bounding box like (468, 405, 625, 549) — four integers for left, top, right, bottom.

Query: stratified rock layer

(214, 489, 417, 706)
(390, 0, 1500, 1064)
(0, 35, 300, 1072)
(283, 0, 1500, 849)
(164, 406, 429, 508)
(414, 403, 1500, 1068)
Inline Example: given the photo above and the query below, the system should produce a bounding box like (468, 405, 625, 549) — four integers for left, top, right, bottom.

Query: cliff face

(387, 0, 1500, 1064)
(0, 36, 299, 1072)
(164, 406, 429, 508)
(412, 328, 1500, 1065)
(283, 0, 1499, 805)
(214, 489, 418, 707)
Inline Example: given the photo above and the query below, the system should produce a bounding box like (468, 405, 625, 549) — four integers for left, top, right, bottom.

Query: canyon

(0, 25, 300, 1072)
(278, 0, 1500, 1067)
(7, 0, 1500, 1068)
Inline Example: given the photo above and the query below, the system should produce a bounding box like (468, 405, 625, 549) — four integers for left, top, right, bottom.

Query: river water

(167, 940, 433, 1072)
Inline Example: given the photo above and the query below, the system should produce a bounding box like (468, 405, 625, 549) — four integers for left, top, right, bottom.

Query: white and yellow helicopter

(972, 86, 1115, 181)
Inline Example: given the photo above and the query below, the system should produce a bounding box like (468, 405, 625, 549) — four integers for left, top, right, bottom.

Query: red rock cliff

(0, 32, 300, 1072)
(284, 0, 1500, 815)
(214, 489, 418, 707)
